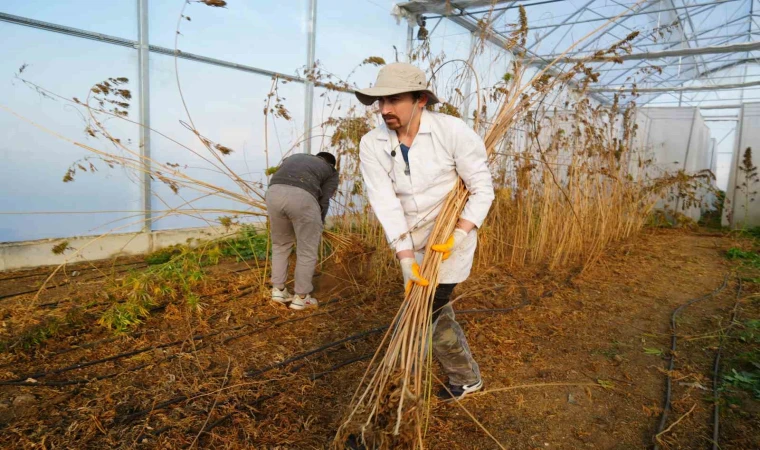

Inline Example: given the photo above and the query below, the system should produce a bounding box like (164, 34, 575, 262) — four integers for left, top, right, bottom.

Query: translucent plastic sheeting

(0, 24, 142, 242)
(315, 0, 408, 89)
(148, 53, 306, 231)
(424, 19, 477, 108)
(704, 119, 738, 191)
(149, 0, 307, 76)
(724, 102, 760, 227)
(0, 0, 137, 40)
(307, 87, 366, 218)
(638, 107, 714, 221)
(310, 86, 362, 150)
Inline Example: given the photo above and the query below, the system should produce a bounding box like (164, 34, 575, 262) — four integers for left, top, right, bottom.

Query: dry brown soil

(0, 229, 757, 449)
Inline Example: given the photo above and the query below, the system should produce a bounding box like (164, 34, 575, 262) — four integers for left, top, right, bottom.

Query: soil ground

(0, 229, 757, 449)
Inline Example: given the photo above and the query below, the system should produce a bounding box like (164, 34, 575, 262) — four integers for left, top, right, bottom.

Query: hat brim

(355, 87, 440, 106)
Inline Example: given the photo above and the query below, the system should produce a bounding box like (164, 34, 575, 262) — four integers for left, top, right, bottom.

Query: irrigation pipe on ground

(652, 275, 728, 449)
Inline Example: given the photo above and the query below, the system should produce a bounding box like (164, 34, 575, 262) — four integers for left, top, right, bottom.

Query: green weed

(2, 307, 86, 351)
(725, 247, 760, 268)
(219, 225, 269, 261)
(144, 245, 183, 265)
(723, 368, 760, 399)
(722, 320, 760, 400)
(643, 347, 664, 356)
(100, 248, 207, 332)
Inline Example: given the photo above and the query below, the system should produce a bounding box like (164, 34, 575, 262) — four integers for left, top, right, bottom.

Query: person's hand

(400, 257, 429, 294)
(431, 228, 469, 260)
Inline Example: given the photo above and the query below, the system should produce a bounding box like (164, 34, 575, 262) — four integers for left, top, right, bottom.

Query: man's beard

(383, 114, 403, 130)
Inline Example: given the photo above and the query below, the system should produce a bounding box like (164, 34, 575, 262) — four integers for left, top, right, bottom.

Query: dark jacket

(269, 154, 339, 221)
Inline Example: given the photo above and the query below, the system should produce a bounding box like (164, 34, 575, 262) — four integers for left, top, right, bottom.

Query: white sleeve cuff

(393, 235, 414, 253)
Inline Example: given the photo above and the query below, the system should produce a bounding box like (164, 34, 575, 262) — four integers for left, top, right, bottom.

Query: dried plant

(737, 146, 758, 227)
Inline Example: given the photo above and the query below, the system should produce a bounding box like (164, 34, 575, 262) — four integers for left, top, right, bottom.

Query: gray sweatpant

(265, 184, 323, 295)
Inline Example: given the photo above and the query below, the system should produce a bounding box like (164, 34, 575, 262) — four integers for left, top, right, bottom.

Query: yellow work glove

(431, 228, 469, 261)
(400, 257, 429, 294)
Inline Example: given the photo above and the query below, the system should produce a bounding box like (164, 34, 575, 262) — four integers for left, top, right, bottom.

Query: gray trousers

(265, 184, 323, 295)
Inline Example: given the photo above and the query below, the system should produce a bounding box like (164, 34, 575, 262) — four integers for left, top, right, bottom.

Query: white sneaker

(289, 294, 318, 310)
(271, 287, 292, 305)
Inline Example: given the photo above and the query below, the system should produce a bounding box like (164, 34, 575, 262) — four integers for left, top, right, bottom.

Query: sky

(0, 0, 751, 241)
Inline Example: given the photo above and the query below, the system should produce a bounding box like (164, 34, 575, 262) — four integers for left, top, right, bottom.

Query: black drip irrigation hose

(4, 289, 533, 442)
(144, 393, 279, 443)
(0, 334, 211, 384)
(244, 288, 534, 379)
(0, 263, 151, 301)
(104, 291, 533, 438)
(116, 394, 191, 425)
(182, 353, 379, 445)
(156, 297, 535, 441)
(2, 289, 531, 386)
(309, 353, 374, 381)
(711, 278, 743, 450)
(222, 298, 341, 344)
(0, 257, 261, 302)
(122, 388, 278, 427)
(0, 281, 71, 301)
(0, 299, 344, 385)
(244, 326, 388, 378)
(457, 288, 530, 315)
(652, 275, 728, 450)
(2, 355, 178, 387)
(0, 260, 147, 283)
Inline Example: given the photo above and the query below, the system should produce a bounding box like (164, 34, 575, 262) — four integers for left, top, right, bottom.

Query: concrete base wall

(0, 225, 253, 272)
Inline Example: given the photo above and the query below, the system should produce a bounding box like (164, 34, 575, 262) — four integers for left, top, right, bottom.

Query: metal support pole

(406, 22, 414, 62)
(137, 0, 151, 233)
(303, 0, 317, 154)
(729, 103, 746, 227)
(462, 31, 477, 125)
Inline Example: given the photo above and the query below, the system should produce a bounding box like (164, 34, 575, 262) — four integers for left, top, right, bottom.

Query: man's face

(378, 93, 424, 131)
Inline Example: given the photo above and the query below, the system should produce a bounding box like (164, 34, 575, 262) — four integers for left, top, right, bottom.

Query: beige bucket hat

(355, 62, 440, 106)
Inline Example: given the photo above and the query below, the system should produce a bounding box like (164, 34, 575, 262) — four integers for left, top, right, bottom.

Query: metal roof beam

(591, 78, 760, 92)
(591, 33, 759, 75)
(442, 12, 613, 104)
(397, 0, 516, 15)
(502, 0, 741, 32)
(602, 61, 760, 85)
(562, 39, 760, 62)
(525, 0, 595, 52)
(673, 0, 712, 77)
(592, 2, 747, 86)
(0, 11, 335, 89)
(542, 30, 755, 56)
(627, 36, 755, 94)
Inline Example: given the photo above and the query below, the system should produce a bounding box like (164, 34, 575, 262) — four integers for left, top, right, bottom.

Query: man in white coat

(356, 63, 495, 401)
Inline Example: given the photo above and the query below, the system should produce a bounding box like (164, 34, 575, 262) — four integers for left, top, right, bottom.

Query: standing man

(265, 152, 339, 310)
(356, 63, 495, 401)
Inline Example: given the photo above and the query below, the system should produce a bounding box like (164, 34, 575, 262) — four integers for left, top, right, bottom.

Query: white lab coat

(359, 109, 495, 283)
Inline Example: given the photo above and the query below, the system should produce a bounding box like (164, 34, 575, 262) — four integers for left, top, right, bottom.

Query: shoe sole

(441, 381, 483, 403)
(289, 303, 317, 310)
